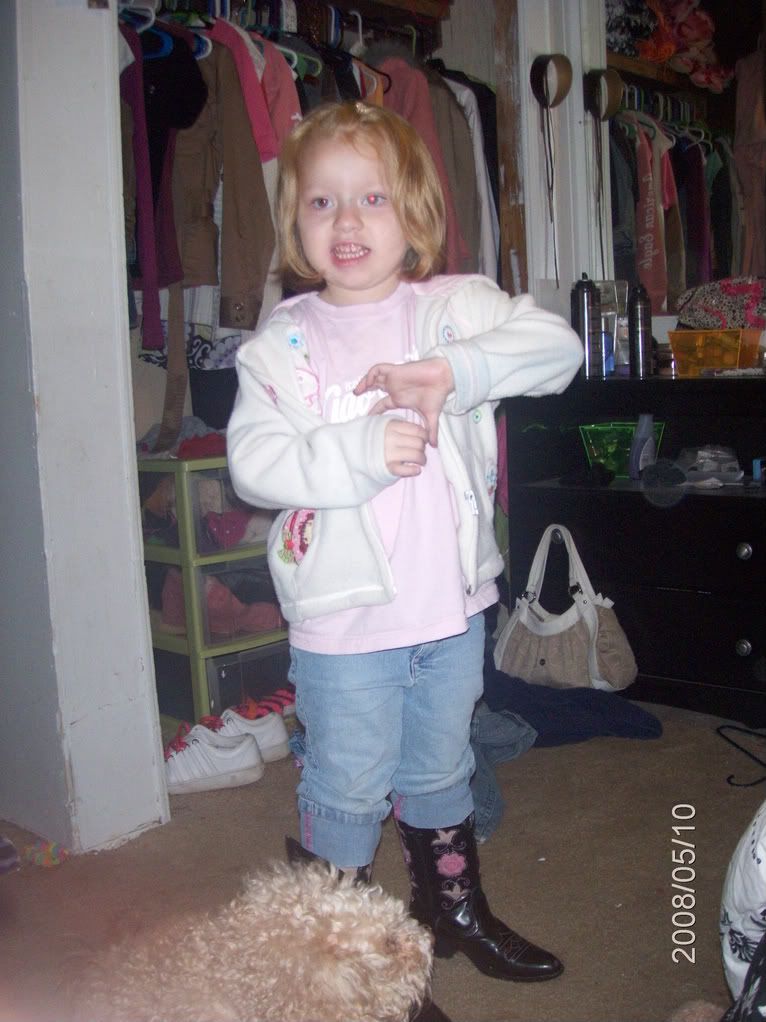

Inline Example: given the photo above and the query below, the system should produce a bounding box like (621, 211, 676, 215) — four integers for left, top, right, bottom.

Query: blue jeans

(289, 614, 486, 867)
(470, 702, 537, 843)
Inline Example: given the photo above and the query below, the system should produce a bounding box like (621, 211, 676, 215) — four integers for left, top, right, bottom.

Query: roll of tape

(530, 54, 573, 109)
(583, 68, 623, 120)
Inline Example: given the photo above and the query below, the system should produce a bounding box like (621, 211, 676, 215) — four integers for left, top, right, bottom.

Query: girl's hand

(384, 419, 428, 477)
(354, 358, 454, 446)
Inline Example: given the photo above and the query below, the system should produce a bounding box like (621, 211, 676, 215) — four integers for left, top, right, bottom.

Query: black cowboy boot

(396, 813, 563, 982)
(285, 835, 372, 883)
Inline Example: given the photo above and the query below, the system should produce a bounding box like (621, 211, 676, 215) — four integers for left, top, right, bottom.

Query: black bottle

(570, 273, 603, 379)
(628, 284, 653, 378)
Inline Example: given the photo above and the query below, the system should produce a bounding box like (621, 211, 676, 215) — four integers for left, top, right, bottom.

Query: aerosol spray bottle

(570, 274, 603, 379)
(628, 283, 653, 378)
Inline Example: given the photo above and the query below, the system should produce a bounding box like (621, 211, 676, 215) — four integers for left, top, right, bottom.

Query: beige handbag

(494, 524, 638, 691)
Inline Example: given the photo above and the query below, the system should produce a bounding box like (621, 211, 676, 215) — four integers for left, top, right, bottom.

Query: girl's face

(295, 136, 409, 306)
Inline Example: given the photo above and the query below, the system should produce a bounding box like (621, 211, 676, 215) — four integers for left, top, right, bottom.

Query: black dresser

(503, 377, 766, 726)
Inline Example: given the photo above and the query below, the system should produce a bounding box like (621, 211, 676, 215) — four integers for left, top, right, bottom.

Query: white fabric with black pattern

(721, 799, 766, 999)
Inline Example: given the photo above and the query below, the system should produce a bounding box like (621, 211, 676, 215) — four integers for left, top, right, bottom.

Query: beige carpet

(1, 702, 764, 1022)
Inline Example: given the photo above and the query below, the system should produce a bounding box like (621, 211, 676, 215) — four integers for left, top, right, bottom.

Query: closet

(121, 0, 500, 724)
(605, 1, 765, 315)
(121, 0, 498, 444)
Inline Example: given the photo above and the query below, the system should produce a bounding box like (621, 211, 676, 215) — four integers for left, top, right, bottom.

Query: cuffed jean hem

(392, 778, 474, 830)
(298, 798, 389, 867)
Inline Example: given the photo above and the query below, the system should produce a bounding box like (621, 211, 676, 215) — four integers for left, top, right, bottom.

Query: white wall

(516, 0, 610, 317)
(0, 1, 168, 852)
(436, 0, 496, 86)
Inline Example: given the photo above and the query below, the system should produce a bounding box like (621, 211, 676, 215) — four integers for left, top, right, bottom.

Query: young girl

(227, 100, 582, 983)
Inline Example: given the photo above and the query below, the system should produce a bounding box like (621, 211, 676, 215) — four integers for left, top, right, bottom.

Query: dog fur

(71, 860, 434, 1022)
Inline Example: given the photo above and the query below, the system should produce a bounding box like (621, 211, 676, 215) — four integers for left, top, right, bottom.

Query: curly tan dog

(72, 860, 434, 1022)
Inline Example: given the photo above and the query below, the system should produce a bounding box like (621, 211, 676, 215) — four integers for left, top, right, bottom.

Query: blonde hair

(276, 101, 446, 289)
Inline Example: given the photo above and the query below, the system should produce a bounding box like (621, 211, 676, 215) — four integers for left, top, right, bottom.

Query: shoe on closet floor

(164, 723, 264, 795)
(201, 706, 290, 762)
(236, 689, 296, 719)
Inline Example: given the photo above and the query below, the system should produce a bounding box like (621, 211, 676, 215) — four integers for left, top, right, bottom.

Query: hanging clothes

(124, 10, 492, 437)
(671, 139, 711, 291)
(139, 21, 208, 290)
(436, 65, 499, 221)
(120, 24, 165, 350)
(427, 69, 481, 274)
(620, 113, 668, 313)
(609, 119, 639, 286)
(255, 33, 304, 146)
(442, 75, 500, 281)
(716, 137, 746, 277)
(370, 52, 471, 273)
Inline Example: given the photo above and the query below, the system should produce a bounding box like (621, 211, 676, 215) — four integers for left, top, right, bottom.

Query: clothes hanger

(403, 23, 417, 57)
(355, 60, 378, 94)
(274, 43, 298, 70)
(325, 4, 343, 48)
(621, 83, 638, 111)
(142, 25, 174, 59)
(271, 41, 323, 80)
(356, 58, 391, 94)
(190, 30, 213, 59)
(297, 50, 323, 78)
(118, 3, 156, 32)
(346, 9, 366, 57)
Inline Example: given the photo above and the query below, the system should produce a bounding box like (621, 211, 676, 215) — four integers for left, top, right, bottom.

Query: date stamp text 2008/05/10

(671, 803, 697, 964)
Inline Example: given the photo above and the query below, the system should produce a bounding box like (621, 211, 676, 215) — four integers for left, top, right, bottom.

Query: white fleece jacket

(227, 274, 583, 624)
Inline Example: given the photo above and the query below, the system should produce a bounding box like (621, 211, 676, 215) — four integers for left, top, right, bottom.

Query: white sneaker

(205, 707, 290, 763)
(164, 724, 264, 795)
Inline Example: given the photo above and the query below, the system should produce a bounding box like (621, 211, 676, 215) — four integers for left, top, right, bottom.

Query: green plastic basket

(579, 421, 665, 478)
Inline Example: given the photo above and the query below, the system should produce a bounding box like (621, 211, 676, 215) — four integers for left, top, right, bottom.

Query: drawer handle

(735, 639, 753, 658)
(736, 542, 753, 561)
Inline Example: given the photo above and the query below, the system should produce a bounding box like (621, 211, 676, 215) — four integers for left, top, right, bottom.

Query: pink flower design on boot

(436, 851, 467, 877)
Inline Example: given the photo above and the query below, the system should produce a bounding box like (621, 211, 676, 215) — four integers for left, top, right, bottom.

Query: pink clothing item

(286, 285, 496, 655)
(254, 33, 303, 152)
(207, 19, 278, 161)
(632, 122, 667, 315)
(648, 117, 674, 312)
(204, 509, 252, 549)
(119, 24, 164, 349)
(379, 57, 470, 274)
(161, 567, 283, 639)
(661, 144, 678, 210)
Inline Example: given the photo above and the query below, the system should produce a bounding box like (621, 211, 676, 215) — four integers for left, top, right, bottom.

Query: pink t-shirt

(287, 284, 496, 654)
(633, 122, 667, 315)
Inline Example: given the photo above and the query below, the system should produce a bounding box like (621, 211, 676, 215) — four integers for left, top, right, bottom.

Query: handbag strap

(523, 524, 599, 605)
(525, 524, 615, 689)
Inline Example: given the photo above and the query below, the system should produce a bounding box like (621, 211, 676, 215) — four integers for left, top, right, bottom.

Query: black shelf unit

(504, 376, 766, 726)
